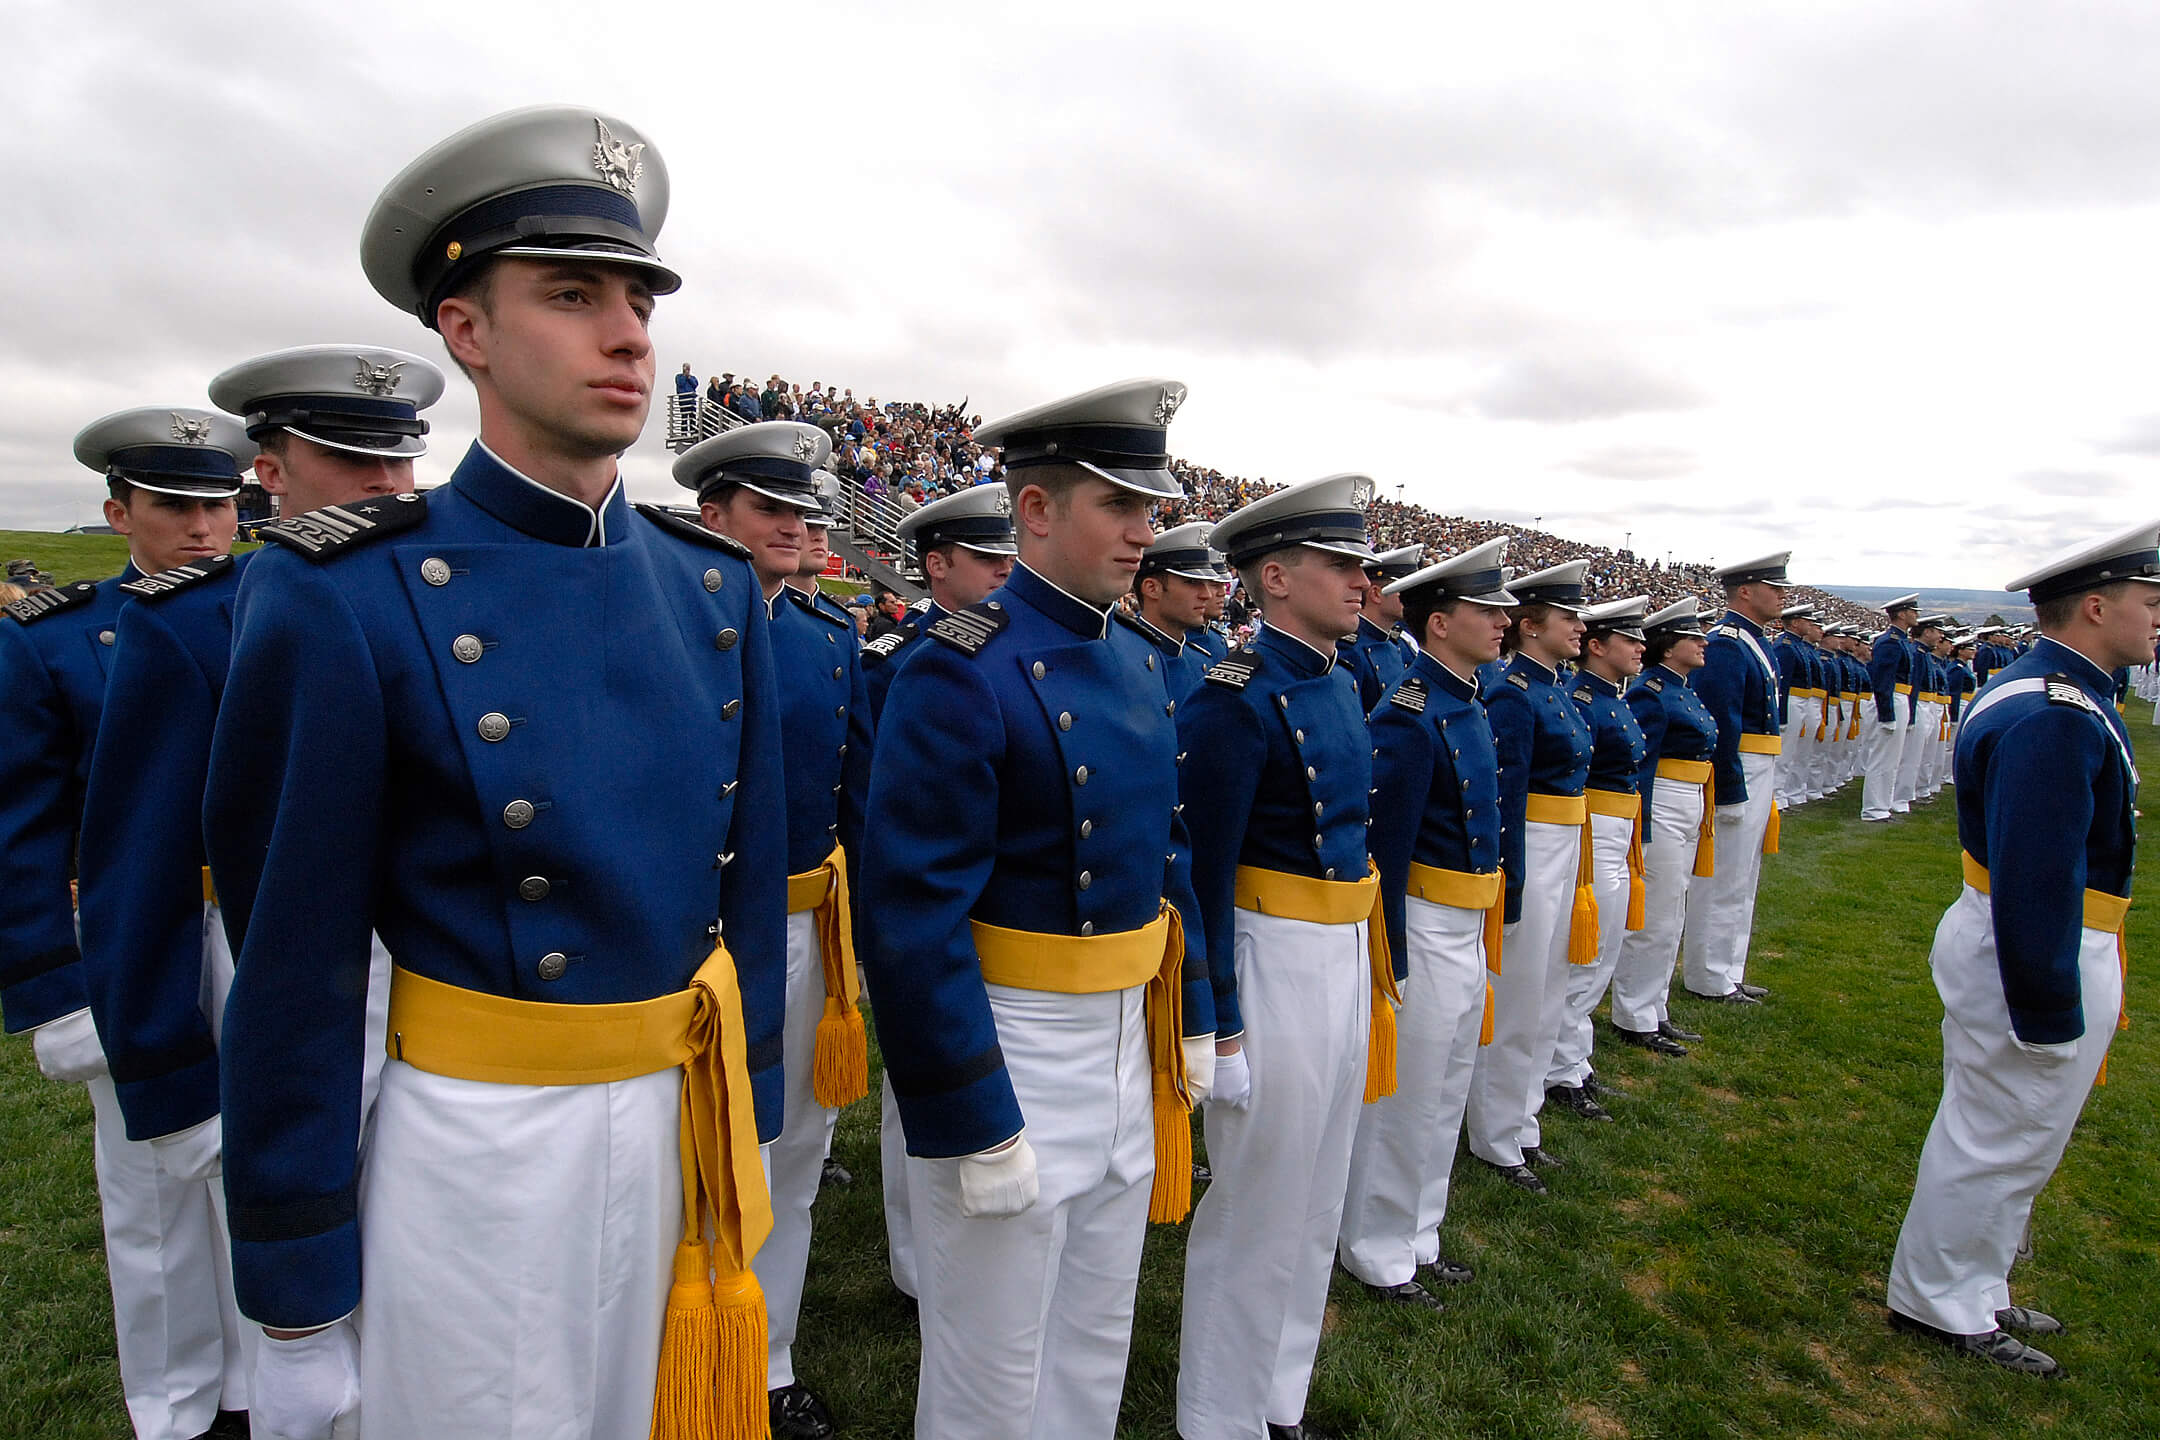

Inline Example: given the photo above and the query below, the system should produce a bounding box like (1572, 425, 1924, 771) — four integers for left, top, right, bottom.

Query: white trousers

(1914, 701, 1943, 797)
(752, 911, 840, 1390)
(1776, 702, 1810, 808)
(1681, 751, 1775, 998)
(1465, 818, 1578, 1168)
(1894, 705, 1927, 809)
(1887, 890, 2121, 1334)
(1548, 810, 1635, 1088)
(1610, 778, 1705, 1034)
(358, 1061, 680, 1439)
(880, 1072, 917, 1297)
(916, 983, 1152, 1440)
(1179, 908, 1367, 1439)
(1862, 708, 1905, 820)
(1338, 896, 1487, 1288)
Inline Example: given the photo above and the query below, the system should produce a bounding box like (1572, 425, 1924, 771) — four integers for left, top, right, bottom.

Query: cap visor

(286, 426, 428, 460)
(730, 480, 822, 511)
(492, 245, 683, 295)
(1305, 539, 1379, 563)
(119, 476, 244, 499)
(1074, 458, 1183, 499)
(955, 539, 1020, 557)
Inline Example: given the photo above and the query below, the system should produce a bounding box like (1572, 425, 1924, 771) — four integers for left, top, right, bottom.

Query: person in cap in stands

(863, 379, 1211, 1439)
(1545, 595, 1651, 1123)
(678, 420, 870, 1438)
(1886, 519, 2160, 1378)
(1465, 559, 1593, 1195)
(1176, 472, 1382, 1440)
(1339, 542, 1424, 712)
(5, 405, 251, 1440)
(1126, 520, 1220, 702)
(1338, 536, 1515, 1313)
(1679, 552, 1791, 1007)
(1609, 600, 1718, 1056)
(208, 106, 789, 1439)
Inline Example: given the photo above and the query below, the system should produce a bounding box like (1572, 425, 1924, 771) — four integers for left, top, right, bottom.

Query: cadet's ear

(1014, 483, 1057, 540)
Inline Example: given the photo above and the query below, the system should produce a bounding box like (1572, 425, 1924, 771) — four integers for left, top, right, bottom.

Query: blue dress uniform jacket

(204, 446, 789, 1329)
(1689, 612, 1780, 807)
(1119, 608, 1209, 702)
(1946, 661, 1975, 720)
(1177, 624, 1373, 1039)
(861, 599, 940, 724)
(1870, 626, 1917, 722)
(1625, 666, 1718, 836)
(0, 566, 138, 1032)
(1367, 653, 1501, 964)
(1339, 615, 1412, 714)
(1953, 639, 2137, 1043)
(1190, 627, 1229, 666)
(1570, 670, 1648, 795)
(78, 553, 250, 1140)
(1483, 653, 1591, 924)
(861, 564, 1209, 1157)
(772, 587, 874, 882)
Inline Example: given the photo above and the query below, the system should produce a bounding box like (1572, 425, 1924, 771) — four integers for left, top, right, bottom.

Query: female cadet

(1465, 560, 1592, 1193)
(1545, 596, 1650, 1122)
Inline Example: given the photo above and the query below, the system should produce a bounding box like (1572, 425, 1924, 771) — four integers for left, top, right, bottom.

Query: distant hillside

(1822, 585, 2032, 626)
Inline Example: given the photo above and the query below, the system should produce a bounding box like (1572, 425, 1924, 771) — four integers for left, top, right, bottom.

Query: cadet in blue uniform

(1338, 537, 1515, 1310)
(1125, 520, 1219, 701)
(1943, 633, 1977, 771)
(4, 408, 248, 1440)
(862, 379, 1212, 1440)
(863, 483, 1016, 725)
(1680, 552, 1792, 1006)
(1545, 596, 1650, 1122)
(207, 108, 787, 1439)
(1610, 600, 1718, 1055)
(1465, 560, 1592, 1194)
(1771, 603, 1821, 810)
(1909, 614, 1951, 803)
(1886, 520, 2160, 1378)
(679, 421, 871, 1439)
(1863, 595, 1921, 820)
(1175, 473, 1381, 1440)
(1192, 560, 1233, 664)
(1338, 542, 1423, 712)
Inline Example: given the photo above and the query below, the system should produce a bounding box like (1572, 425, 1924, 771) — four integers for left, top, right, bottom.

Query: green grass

(0, 531, 133, 587)
(5, 729, 2156, 1437)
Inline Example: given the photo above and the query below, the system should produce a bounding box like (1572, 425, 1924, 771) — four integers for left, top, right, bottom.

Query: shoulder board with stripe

(1389, 677, 1428, 713)
(786, 586, 851, 628)
(1203, 647, 1261, 690)
(1643, 674, 1664, 692)
(1572, 686, 1593, 704)
(1508, 671, 1531, 690)
(1714, 623, 1744, 640)
(3, 579, 99, 625)
(860, 626, 918, 667)
(119, 553, 237, 603)
(907, 598, 932, 614)
(2046, 674, 2101, 714)
(928, 602, 1009, 656)
(633, 502, 751, 560)
(258, 493, 428, 562)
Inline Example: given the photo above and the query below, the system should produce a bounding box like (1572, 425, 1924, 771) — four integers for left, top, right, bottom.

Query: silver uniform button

(833, 666, 844, 680)
(1306, 765, 1317, 780)
(1059, 712, 1073, 731)
(1080, 819, 1093, 839)
(452, 634, 484, 664)
(536, 952, 568, 981)
(421, 557, 452, 587)
(477, 712, 512, 742)
(703, 568, 724, 593)
(1032, 661, 1046, 680)
(1294, 729, 1306, 744)
(1145, 654, 1155, 671)
(1080, 921, 1094, 937)
(721, 698, 741, 719)
(98, 630, 115, 646)
(1314, 801, 1325, 817)
(1074, 765, 1090, 786)
(518, 876, 551, 902)
(1325, 867, 1337, 880)
(502, 799, 535, 829)
(1078, 871, 1092, 890)
(715, 629, 739, 651)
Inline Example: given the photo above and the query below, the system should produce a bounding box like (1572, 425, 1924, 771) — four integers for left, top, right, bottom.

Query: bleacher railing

(663, 393, 750, 452)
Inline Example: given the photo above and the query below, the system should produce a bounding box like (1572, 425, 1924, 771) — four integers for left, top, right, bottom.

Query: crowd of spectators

(672, 363, 1879, 630)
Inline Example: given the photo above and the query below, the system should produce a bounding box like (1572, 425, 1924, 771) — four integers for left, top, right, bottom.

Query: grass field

(0, 531, 133, 587)
(4, 727, 2156, 1437)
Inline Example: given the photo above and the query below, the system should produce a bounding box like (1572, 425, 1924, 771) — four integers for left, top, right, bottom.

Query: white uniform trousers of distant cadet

(1339, 889, 1490, 1288)
(1895, 694, 1929, 811)
(1681, 747, 1776, 998)
(753, 908, 842, 1391)
(1861, 690, 1909, 821)
(1547, 805, 1635, 1090)
(1886, 888, 2122, 1334)
(1180, 906, 1368, 1440)
(1465, 815, 1578, 1168)
(1776, 689, 1815, 809)
(915, 982, 1154, 1440)
(1610, 768, 1708, 1035)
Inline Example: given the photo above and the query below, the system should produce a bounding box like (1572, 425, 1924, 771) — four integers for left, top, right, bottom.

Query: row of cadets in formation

(0, 347, 449, 1438)
(1861, 600, 1977, 822)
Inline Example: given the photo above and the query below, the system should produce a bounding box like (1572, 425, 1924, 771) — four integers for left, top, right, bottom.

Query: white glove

(1210, 1046, 1252, 1110)
(252, 1319, 362, 1440)
(31, 1007, 109, 1083)
(151, 1114, 223, 1183)
(1180, 1033, 1217, 1106)
(2011, 1034, 2078, 1063)
(955, 1135, 1039, 1219)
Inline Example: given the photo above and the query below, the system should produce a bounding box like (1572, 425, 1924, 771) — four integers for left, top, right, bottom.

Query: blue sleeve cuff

(891, 1063, 1024, 1159)
(2008, 1000, 2085, 1046)
(3, 959, 90, 1035)
(230, 1220, 361, 1332)
(115, 1052, 221, 1143)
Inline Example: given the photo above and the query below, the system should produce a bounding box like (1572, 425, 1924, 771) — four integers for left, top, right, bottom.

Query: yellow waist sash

(787, 845, 868, 1109)
(1895, 682, 1913, 695)
(1407, 863, 1504, 1045)
(1656, 759, 1711, 784)
(1586, 790, 1649, 933)
(1738, 733, 1782, 755)
(972, 907, 1197, 1222)
(1961, 851, 2131, 1082)
(1523, 793, 1588, 826)
(1585, 789, 1641, 820)
(1521, 793, 1602, 964)
(386, 952, 771, 1438)
(1234, 863, 1400, 1101)
(1653, 759, 1717, 878)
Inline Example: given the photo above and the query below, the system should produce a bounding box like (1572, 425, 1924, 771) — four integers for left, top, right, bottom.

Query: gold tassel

(651, 1240, 722, 1440)
(1479, 980, 1495, 1046)
(1145, 904, 1194, 1223)
(1483, 880, 1505, 976)
(811, 998, 869, 1110)
(1624, 805, 1647, 931)
(1150, 1068, 1193, 1222)
(1363, 874, 1401, 1101)
(1567, 816, 1600, 964)
(1761, 802, 1780, 856)
(1693, 773, 1717, 879)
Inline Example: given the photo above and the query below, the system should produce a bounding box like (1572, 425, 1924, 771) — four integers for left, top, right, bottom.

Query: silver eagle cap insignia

(169, 413, 214, 444)
(354, 358, 406, 396)
(592, 118, 644, 197)
(792, 433, 820, 461)
(1153, 385, 1187, 425)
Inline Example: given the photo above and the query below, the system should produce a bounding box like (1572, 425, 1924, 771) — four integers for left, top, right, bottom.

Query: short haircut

(2035, 579, 2134, 632)
(1644, 631, 1688, 667)
(1005, 460, 1086, 514)
(437, 258, 500, 381)
(1232, 547, 1311, 614)
(106, 476, 135, 505)
(1400, 590, 1473, 647)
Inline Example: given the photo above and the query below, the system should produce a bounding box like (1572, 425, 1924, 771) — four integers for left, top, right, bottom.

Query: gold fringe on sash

(789, 848, 868, 1110)
(1625, 803, 1647, 931)
(1146, 907, 1194, 1222)
(1762, 802, 1781, 855)
(1364, 875, 1400, 1104)
(1567, 812, 1600, 966)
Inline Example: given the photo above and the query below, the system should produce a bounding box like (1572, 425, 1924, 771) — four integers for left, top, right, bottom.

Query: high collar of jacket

(2031, 635, 2116, 698)
(1411, 647, 1478, 702)
(1574, 668, 1621, 697)
(1507, 652, 1558, 685)
(453, 441, 630, 548)
(1720, 609, 1766, 638)
(1256, 622, 1338, 678)
(1004, 562, 1110, 639)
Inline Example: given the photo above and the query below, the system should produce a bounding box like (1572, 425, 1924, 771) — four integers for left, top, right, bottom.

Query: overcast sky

(6, 0, 2158, 588)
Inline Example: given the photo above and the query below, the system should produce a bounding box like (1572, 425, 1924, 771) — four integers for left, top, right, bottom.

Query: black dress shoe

(1425, 1253, 1474, 1286)
(820, 1156, 853, 1188)
(1522, 1145, 1566, 1170)
(771, 1382, 838, 1438)
(1657, 1019, 1703, 1043)
(1997, 1305, 2066, 1336)
(1477, 1156, 1548, 1193)
(1617, 1025, 1688, 1056)
(1888, 1311, 2062, 1378)
(193, 1413, 250, 1440)
(1581, 1071, 1608, 1098)
(1545, 1083, 1615, 1121)
(1193, 1161, 1212, 1185)
(1688, 988, 1761, 1006)
(1267, 1423, 1337, 1440)
(1736, 982, 1770, 998)
(1362, 1278, 1446, 1311)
